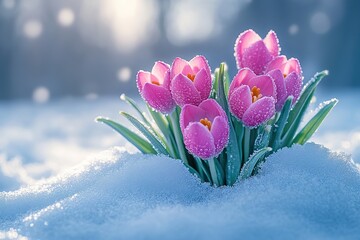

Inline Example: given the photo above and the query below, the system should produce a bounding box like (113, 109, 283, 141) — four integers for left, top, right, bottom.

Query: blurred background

(1, 0, 360, 191)
(0, 0, 359, 101)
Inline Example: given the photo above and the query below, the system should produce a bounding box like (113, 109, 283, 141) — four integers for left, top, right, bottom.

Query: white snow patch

(1, 143, 360, 239)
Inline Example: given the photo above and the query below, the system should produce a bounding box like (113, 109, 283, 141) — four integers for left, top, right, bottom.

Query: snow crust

(1, 143, 360, 239)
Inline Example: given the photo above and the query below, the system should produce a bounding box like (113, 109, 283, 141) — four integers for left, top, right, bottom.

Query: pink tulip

(136, 61, 175, 114)
(170, 55, 212, 107)
(228, 68, 276, 127)
(234, 29, 280, 75)
(266, 55, 303, 111)
(180, 99, 229, 159)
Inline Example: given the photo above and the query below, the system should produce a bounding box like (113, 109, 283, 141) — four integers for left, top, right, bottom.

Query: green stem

(169, 109, 188, 165)
(243, 127, 251, 162)
(209, 158, 220, 186)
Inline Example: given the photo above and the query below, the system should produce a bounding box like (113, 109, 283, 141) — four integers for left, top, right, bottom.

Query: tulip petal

(243, 96, 275, 127)
(170, 74, 202, 107)
(170, 57, 193, 80)
(282, 58, 302, 76)
(242, 40, 273, 75)
(180, 104, 206, 133)
(268, 69, 287, 111)
(285, 72, 302, 103)
(263, 30, 280, 57)
(136, 71, 160, 93)
(234, 29, 261, 69)
(211, 116, 229, 154)
(183, 122, 215, 159)
(229, 68, 257, 97)
(142, 83, 175, 114)
(199, 99, 227, 121)
(194, 68, 211, 101)
(229, 85, 252, 120)
(265, 55, 287, 73)
(161, 70, 171, 90)
(248, 75, 276, 99)
(152, 61, 170, 85)
(189, 55, 211, 77)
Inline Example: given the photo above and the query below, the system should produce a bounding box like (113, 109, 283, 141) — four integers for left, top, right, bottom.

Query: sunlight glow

(165, 0, 216, 46)
(2, 0, 15, 9)
(98, 0, 159, 52)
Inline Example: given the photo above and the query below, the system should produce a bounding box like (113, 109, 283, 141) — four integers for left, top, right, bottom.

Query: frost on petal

(282, 58, 302, 76)
(194, 68, 212, 101)
(229, 85, 252, 120)
(263, 30, 280, 57)
(265, 55, 287, 73)
(210, 116, 229, 154)
(229, 68, 257, 97)
(234, 29, 261, 69)
(242, 41, 273, 75)
(199, 99, 227, 121)
(247, 75, 276, 99)
(180, 104, 206, 132)
(170, 58, 193, 80)
(268, 69, 287, 111)
(136, 71, 152, 93)
(189, 55, 211, 77)
(142, 83, 175, 114)
(170, 74, 202, 107)
(183, 122, 215, 159)
(285, 72, 302, 104)
(242, 97, 275, 127)
(161, 70, 171, 90)
(152, 61, 170, 85)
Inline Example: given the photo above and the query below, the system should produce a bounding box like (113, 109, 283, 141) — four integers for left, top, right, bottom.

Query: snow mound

(1, 143, 360, 239)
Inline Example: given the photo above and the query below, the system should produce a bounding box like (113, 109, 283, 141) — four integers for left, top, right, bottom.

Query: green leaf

(239, 147, 272, 180)
(96, 117, 156, 154)
(217, 63, 241, 186)
(120, 94, 150, 125)
(147, 106, 169, 135)
(269, 96, 293, 151)
(147, 106, 177, 158)
(254, 124, 271, 151)
(282, 70, 328, 144)
(293, 99, 338, 145)
(223, 65, 230, 98)
(120, 112, 169, 155)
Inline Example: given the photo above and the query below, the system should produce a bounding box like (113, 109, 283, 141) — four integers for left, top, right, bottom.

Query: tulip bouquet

(97, 29, 337, 186)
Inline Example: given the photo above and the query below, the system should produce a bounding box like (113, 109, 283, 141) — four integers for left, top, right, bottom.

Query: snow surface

(1, 143, 360, 239)
(1, 90, 360, 239)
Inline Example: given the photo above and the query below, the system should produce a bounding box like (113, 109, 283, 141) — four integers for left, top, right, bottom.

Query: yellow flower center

(187, 73, 195, 82)
(151, 79, 160, 85)
(251, 86, 262, 103)
(200, 118, 212, 131)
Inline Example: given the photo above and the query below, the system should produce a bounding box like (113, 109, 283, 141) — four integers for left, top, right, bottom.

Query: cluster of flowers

(98, 29, 337, 186)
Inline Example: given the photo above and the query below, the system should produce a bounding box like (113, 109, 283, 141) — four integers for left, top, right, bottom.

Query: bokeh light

(117, 67, 132, 82)
(23, 20, 43, 39)
(57, 8, 75, 27)
(310, 12, 331, 34)
(32, 87, 50, 103)
(288, 24, 299, 35)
